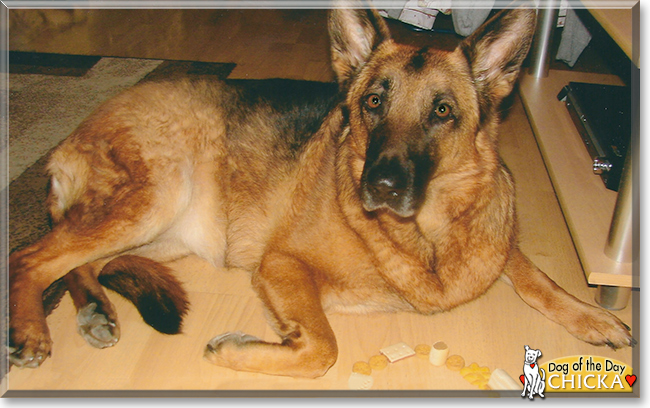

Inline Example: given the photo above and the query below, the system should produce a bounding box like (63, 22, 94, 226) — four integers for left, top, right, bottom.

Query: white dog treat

(379, 342, 416, 363)
(348, 372, 374, 390)
(488, 368, 522, 390)
(429, 341, 449, 366)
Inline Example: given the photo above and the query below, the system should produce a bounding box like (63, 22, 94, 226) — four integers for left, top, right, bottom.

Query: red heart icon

(530, 363, 535, 368)
(625, 374, 637, 387)
(520, 374, 525, 384)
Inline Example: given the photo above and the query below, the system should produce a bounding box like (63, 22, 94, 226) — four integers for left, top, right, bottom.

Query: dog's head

(524, 345, 542, 364)
(329, 1, 536, 217)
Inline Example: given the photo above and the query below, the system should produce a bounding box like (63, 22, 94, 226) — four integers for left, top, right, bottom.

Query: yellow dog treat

(460, 363, 490, 377)
(369, 354, 389, 370)
(352, 361, 372, 375)
(414, 344, 432, 359)
(460, 367, 473, 377)
(445, 354, 465, 371)
(429, 341, 449, 366)
(460, 362, 492, 389)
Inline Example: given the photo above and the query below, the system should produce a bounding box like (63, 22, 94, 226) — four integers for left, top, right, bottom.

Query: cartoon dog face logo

(525, 345, 542, 366)
(522, 345, 545, 399)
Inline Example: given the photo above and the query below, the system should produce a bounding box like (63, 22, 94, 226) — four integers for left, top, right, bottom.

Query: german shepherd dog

(8, 2, 633, 377)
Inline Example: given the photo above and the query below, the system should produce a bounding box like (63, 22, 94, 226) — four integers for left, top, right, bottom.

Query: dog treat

(352, 361, 372, 375)
(429, 341, 449, 366)
(414, 344, 432, 359)
(488, 368, 522, 390)
(460, 362, 491, 389)
(461, 363, 490, 376)
(477, 383, 491, 390)
(368, 354, 389, 370)
(380, 342, 416, 363)
(445, 354, 465, 371)
(348, 372, 374, 390)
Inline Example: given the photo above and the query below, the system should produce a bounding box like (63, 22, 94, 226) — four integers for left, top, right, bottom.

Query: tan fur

(8, 4, 633, 375)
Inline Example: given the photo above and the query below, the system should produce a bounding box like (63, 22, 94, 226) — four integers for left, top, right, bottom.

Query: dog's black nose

(361, 155, 417, 217)
(366, 166, 408, 202)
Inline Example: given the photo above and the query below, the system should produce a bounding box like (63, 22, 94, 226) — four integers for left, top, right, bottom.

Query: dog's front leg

(523, 373, 537, 399)
(521, 375, 529, 398)
(204, 252, 337, 378)
(505, 248, 633, 348)
(530, 376, 539, 399)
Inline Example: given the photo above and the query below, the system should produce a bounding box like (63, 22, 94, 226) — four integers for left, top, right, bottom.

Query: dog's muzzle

(361, 155, 425, 218)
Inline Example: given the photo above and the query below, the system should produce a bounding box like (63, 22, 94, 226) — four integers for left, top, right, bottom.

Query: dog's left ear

(328, 1, 391, 90)
(458, 7, 536, 111)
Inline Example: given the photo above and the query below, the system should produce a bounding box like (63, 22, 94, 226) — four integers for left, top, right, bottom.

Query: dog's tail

(98, 255, 189, 334)
(540, 368, 546, 381)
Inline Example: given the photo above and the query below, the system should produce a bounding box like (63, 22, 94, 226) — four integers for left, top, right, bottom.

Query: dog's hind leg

(8, 176, 186, 368)
(504, 248, 634, 349)
(204, 252, 337, 378)
(61, 253, 190, 350)
(63, 261, 121, 349)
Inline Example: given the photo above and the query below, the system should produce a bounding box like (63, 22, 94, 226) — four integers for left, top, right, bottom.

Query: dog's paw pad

(77, 303, 120, 349)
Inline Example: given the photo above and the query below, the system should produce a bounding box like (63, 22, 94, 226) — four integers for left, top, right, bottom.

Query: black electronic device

(557, 82, 631, 191)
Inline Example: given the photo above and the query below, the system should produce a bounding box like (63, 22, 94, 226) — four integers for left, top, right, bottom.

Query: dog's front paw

(570, 306, 635, 349)
(203, 331, 262, 367)
(76, 303, 120, 349)
(8, 323, 52, 368)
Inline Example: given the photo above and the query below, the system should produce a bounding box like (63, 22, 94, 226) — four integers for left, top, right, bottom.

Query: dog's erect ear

(328, 1, 391, 89)
(458, 7, 536, 112)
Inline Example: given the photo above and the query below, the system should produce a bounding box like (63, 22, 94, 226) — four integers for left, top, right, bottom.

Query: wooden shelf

(586, 6, 638, 67)
(518, 70, 635, 288)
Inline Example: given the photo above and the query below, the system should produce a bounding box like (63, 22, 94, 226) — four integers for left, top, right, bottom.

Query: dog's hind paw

(76, 302, 120, 349)
(8, 326, 52, 369)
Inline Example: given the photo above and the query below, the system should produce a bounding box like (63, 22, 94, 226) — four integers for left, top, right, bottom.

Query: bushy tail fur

(98, 255, 189, 334)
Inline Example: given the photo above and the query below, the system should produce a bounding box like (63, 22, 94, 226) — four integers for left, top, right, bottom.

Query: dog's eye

(365, 94, 382, 110)
(435, 103, 451, 118)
